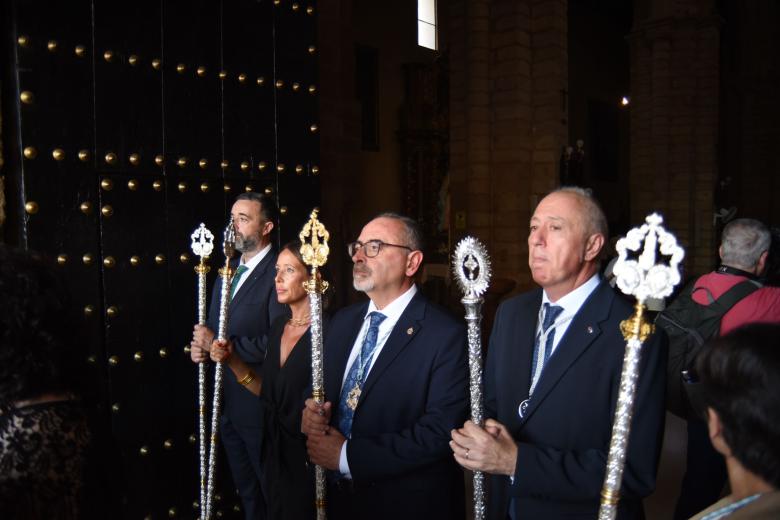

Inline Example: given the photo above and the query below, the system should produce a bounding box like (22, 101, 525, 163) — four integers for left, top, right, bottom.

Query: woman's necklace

(288, 314, 311, 327)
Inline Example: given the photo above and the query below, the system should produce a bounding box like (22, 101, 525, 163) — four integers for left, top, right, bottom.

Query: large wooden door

(1, 1, 320, 517)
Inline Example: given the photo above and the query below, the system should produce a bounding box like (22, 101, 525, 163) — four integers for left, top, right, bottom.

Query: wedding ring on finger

(465, 448, 470, 460)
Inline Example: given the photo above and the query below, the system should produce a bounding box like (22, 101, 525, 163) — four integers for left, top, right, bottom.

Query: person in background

(0, 245, 90, 519)
(689, 323, 780, 520)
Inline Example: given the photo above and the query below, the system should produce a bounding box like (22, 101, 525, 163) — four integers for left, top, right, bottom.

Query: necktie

(336, 311, 387, 439)
(230, 264, 249, 299)
(529, 303, 564, 394)
(519, 303, 564, 420)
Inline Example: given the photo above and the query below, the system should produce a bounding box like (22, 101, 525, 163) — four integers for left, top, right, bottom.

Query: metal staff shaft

(299, 209, 331, 520)
(191, 222, 214, 520)
(598, 304, 649, 520)
(204, 263, 232, 519)
(308, 288, 327, 520)
(598, 213, 684, 519)
(196, 260, 209, 520)
(463, 295, 486, 520)
(452, 236, 491, 520)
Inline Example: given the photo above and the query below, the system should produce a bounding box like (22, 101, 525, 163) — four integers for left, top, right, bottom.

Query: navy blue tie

(529, 303, 564, 392)
(336, 311, 387, 438)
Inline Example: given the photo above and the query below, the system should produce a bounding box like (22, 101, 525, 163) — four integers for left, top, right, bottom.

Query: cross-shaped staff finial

(191, 223, 215, 259)
(453, 236, 492, 298)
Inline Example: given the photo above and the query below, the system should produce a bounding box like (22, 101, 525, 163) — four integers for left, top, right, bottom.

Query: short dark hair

(373, 211, 425, 252)
(236, 192, 279, 227)
(0, 246, 81, 409)
(696, 323, 780, 488)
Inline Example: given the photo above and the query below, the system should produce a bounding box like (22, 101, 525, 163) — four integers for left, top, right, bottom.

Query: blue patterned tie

(336, 311, 387, 438)
(230, 264, 248, 299)
(529, 303, 564, 390)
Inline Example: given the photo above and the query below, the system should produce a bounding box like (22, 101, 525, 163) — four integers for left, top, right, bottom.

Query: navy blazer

(323, 290, 469, 519)
(207, 249, 287, 428)
(485, 281, 667, 520)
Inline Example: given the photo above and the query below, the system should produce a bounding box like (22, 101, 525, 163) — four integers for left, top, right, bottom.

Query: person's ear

(707, 407, 731, 457)
(262, 220, 274, 238)
(584, 233, 605, 262)
(405, 250, 424, 277)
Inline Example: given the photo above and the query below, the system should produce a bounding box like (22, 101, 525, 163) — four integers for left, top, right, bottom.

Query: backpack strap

(695, 279, 763, 316)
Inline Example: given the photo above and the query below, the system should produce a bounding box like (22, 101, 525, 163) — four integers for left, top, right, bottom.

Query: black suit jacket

(323, 290, 469, 520)
(207, 248, 287, 428)
(485, 281, 667, 519)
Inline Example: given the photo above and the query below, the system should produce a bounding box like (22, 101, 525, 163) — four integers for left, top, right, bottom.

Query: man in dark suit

(451, 187, 667, 519)
(301, 212, 469, 520)
(190, 192, 286, 520)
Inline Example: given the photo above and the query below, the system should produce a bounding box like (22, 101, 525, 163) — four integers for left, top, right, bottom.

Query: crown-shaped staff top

(452, 236, 492, 298)
(613, 213, 685, 304)
(299, 209, 330, 294)
(222, 216, 236, 259)
(191, 223, 215, 259)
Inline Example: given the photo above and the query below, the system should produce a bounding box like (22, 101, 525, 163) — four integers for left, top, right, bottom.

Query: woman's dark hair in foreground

(696, 323, 780, 488)
(0, 245, 81, 409)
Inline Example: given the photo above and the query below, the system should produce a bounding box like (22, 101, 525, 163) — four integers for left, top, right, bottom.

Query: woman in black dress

(211, 240, 320, 519)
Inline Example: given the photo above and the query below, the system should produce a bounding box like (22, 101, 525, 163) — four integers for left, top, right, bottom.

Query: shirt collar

(364, 284, 418, 322)
(240, 242, 272, 271)
(542, 273, 601, 316)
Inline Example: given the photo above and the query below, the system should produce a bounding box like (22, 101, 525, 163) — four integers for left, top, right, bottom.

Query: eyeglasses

(347, 240, 412, 258)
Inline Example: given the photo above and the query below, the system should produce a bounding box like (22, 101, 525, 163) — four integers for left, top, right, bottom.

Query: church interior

(1, 0, 778, 518)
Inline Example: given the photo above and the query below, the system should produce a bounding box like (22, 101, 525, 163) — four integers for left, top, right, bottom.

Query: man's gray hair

(552, 186, 609, 239)
(721, 218, 771, 270)
(374, 212, 424, 252)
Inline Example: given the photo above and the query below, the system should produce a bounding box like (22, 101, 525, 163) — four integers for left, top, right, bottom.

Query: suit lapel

(325, 303, 367, 401)
(506, 291, 541, 431)
(228, 248, 275, 311)
(518, 282, 613, 424)
(358, 292, 425, 402)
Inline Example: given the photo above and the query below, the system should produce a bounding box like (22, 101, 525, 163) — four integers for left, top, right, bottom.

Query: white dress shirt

(338, 284, 418, 477)
(232, 243, 272, 296)
(539, 273, 601, 355)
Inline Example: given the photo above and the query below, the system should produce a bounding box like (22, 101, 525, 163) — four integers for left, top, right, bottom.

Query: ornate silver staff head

(222, 217, 236, 260)
(453, 236, 492, 300)
(612, 213, 685, 305)
(191, 223, 215, 260)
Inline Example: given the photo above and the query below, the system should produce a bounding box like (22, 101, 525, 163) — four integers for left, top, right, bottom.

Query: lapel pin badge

(587, 325, 594, 334)
(407, 327, 414, 335)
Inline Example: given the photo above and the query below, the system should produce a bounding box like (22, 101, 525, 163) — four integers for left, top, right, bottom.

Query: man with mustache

(301, 212, 469, 520)
(450, 187, 667, 519)
(190, 192, 286, 520)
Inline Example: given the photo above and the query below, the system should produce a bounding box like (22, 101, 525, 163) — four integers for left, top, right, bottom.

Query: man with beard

(301, 212, 469, 520)
(190, 192, 286, 520)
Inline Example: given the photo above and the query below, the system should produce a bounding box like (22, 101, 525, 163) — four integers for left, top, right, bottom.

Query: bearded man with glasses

(301, 212, 469, 520)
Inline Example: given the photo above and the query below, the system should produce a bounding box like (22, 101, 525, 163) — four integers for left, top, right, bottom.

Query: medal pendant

(519, 399, 530, 418)
(346, 385, 361, 411)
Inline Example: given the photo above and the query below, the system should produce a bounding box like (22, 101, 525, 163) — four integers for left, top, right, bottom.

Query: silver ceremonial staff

(299, 209, 330, 520)
(204, 218, 236, 520)
(191, 223, 215, 520)
(598, 213, 684, 519)
(452, 236, 492, 520)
